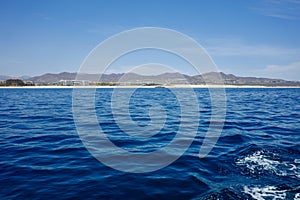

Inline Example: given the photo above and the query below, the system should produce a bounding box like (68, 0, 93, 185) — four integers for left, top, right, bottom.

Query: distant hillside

(18, 71, 300, 86)
(27, 72, 191, 84)
(0, 75, 31, 80)
(0, 75, 11, 80)
(189, 72, 300, 86)
(28, 72, 77, 83)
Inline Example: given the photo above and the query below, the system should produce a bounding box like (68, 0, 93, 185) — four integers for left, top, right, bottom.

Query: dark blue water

(0, 88, 299, 199)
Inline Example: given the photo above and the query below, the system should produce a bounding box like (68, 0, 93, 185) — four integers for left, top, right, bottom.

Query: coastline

(1, 85, 300, 89)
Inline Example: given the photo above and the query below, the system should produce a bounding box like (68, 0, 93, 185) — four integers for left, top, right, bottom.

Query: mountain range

(0, 75, 31, 81)
(2, 72, 300, 86)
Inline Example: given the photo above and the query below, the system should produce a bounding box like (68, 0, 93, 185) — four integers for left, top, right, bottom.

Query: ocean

(0, 88, 299, 199)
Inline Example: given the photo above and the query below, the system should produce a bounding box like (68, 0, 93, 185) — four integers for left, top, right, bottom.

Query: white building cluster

(58, 80, 90, 86)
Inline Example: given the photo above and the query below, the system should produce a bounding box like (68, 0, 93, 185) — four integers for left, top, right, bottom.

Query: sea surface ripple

(0, 88, 299, 199)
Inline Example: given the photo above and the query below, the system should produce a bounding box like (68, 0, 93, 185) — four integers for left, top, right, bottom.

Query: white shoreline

(1, 85, 300, 89)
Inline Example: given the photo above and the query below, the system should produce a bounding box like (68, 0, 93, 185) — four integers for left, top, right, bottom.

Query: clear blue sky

(0, 0, 300, 80)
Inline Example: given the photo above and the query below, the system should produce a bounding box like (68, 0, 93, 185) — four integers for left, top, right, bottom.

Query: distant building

(24, 80, 35, 86)
(58, 80, 73, 86)
(58, 80, 90, 86)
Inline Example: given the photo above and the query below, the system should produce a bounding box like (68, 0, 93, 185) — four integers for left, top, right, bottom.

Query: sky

(0, 0, 300, 80)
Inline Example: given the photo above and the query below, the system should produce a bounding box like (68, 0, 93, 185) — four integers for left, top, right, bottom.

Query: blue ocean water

(0, 88, 299, 199)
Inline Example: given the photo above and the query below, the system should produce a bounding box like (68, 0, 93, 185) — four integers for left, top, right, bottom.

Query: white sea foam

(236, 150, 300, 178)
(244, 186, 286, 200)
(295, 193, 300, 200)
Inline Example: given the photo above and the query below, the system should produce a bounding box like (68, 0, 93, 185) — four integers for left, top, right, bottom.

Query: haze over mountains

(0, 75, 31, 81)
(1, 72, 300, 86)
